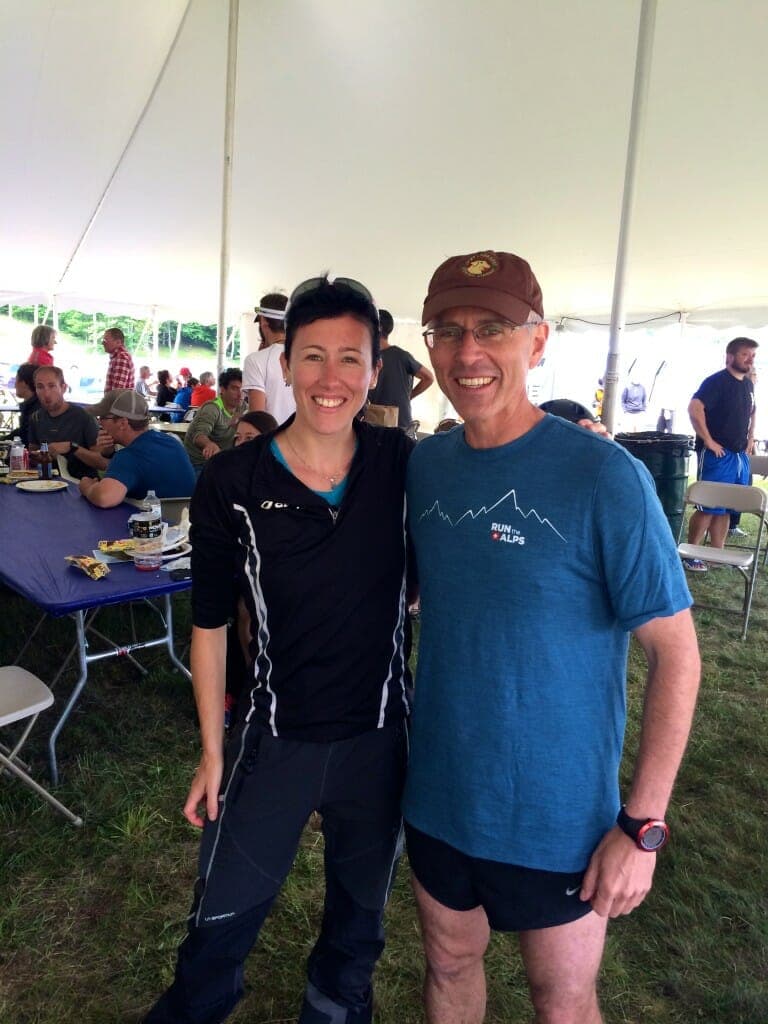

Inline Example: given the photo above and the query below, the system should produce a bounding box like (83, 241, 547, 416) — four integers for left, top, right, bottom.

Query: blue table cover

(0, 482, 190, 616)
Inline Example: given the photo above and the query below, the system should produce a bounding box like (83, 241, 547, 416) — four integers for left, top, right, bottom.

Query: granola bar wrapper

(65, 555, 110, 580)
(97, 538, 136, 554)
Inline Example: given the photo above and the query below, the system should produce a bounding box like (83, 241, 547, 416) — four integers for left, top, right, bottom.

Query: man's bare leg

(519, 911, 608, 1024)
(412, 875, 490, 1024)
(707, 511, 730, 548)
(687, 509, 712, 545)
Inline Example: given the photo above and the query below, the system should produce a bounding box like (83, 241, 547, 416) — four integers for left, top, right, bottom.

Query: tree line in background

(1, 305, 240, 361)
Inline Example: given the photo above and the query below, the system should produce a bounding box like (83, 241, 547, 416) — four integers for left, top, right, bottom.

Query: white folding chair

(748, 457, 768, 564)
(160, 497, 191, 526)
(124, 495, 190, 524)
(678, 481, 768, 639)
(56, 454, 80, 484)
(0, 667, 83, 825)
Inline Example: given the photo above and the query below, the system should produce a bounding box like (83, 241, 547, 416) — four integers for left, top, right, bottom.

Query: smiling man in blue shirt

(404, 251, 701, 1024)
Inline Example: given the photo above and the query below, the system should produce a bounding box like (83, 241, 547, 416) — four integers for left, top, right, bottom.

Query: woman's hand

(184, 749, 224, 828)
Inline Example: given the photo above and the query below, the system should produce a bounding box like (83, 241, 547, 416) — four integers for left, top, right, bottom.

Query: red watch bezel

(636, 818, 670, 852)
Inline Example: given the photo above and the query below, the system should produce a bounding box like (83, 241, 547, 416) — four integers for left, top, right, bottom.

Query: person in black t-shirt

(1, 363, 39, 446)
(684, 337, 758, 570)
(368, 308, 434, 430)
(29, 366, 109, 479)
(155, 369, 177, 422)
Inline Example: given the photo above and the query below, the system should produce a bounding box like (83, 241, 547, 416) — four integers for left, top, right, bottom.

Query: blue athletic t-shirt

(403, 415, 692, 873)
(105, 430, 196, 498)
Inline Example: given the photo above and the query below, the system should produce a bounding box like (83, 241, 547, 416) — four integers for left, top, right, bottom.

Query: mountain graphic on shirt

(418, 488, 567, 542)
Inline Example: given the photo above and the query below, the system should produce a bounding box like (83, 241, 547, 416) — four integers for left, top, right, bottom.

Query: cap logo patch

(462, 253, 499, 278)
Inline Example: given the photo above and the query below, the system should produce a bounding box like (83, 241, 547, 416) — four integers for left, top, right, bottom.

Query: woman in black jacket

(145, 277, 413, 1024)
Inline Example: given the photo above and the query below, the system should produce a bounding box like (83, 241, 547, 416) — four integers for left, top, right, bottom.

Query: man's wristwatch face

(617, 806, 670, 851)
(636, 820, 669, 852)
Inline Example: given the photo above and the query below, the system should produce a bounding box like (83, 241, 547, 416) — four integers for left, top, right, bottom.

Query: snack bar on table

(65, 555, 110, 580)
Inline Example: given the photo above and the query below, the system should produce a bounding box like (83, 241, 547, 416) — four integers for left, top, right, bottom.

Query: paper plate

(16, 479, 68, 493)
(98, 542, 192, 564)
(161, 542, 192, 561)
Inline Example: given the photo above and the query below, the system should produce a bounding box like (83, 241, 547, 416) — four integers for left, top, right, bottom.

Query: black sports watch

(70, 442, 80, 454)
(616, 805, 670, 852)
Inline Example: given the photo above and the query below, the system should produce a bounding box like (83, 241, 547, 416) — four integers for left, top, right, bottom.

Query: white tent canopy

(1, 0, 767, 325)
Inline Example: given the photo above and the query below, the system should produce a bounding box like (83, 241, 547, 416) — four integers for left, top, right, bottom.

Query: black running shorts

(405, 821, 593, 932)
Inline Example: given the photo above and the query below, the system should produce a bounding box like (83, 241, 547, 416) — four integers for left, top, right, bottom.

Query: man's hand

(201, 439, 221, 460)
(577, 418, 611, 438)
(580, 825, 657, 917)
(183, 749, 224, 828)
(94, 429, 115, 453)
(706, 439, 725, 457)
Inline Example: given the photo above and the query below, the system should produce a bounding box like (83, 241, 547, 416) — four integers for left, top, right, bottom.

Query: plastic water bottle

(10, 437, 25, 472)
(146, 489, 162, 523)
(132, 490, 163, 571)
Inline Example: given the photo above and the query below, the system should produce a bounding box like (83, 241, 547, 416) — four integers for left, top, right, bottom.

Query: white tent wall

(389, 317, 768, 436)
(1, 1, 767, 328)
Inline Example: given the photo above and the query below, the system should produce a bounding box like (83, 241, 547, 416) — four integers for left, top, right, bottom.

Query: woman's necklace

(284, 433, 353, 489)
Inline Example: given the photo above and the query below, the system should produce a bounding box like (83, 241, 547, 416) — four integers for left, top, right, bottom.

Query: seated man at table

(29, 366, 107, 479)
(183, 368, 243, 476)
(1, 363, 39, 446)
(79, 390, 196, 507)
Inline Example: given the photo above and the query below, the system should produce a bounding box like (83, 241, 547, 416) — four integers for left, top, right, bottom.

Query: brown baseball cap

(88, 389, 149, 420)
(422, 250, 544, 326)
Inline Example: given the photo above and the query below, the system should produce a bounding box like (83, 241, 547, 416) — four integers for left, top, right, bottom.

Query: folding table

(0, 481, 191, 784)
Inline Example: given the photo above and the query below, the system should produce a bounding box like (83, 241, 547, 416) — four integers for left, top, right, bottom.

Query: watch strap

(616, 805, 670, 851)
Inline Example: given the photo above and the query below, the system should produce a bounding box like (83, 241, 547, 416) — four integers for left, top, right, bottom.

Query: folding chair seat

(0, 667, 82, 825)
(678, 480, 768, 639)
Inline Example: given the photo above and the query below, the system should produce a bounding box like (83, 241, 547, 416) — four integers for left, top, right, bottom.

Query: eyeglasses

(422, 320, 541, 349)
(288, 275, 376, 309)
(98, 415, 115, 422)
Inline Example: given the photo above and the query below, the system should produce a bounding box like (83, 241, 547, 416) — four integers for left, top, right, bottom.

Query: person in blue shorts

(683, 337, 758, 571)
(404, 250, 701, 1024)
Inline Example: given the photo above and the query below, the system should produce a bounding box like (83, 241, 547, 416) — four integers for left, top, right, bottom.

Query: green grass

(1, 510, 767, 1023)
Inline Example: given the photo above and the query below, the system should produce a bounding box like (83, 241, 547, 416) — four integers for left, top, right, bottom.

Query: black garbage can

(615, 432, 694, 540)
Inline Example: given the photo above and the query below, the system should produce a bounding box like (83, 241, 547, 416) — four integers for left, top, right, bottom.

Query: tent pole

(216, 0, 240, 377)
(601, 0, 657, 435)
(152, 306, 159, 363)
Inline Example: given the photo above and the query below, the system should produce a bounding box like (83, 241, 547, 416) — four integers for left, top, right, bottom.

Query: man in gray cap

(79, 389, 196, 507)
(403, 251, 701, 1024)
